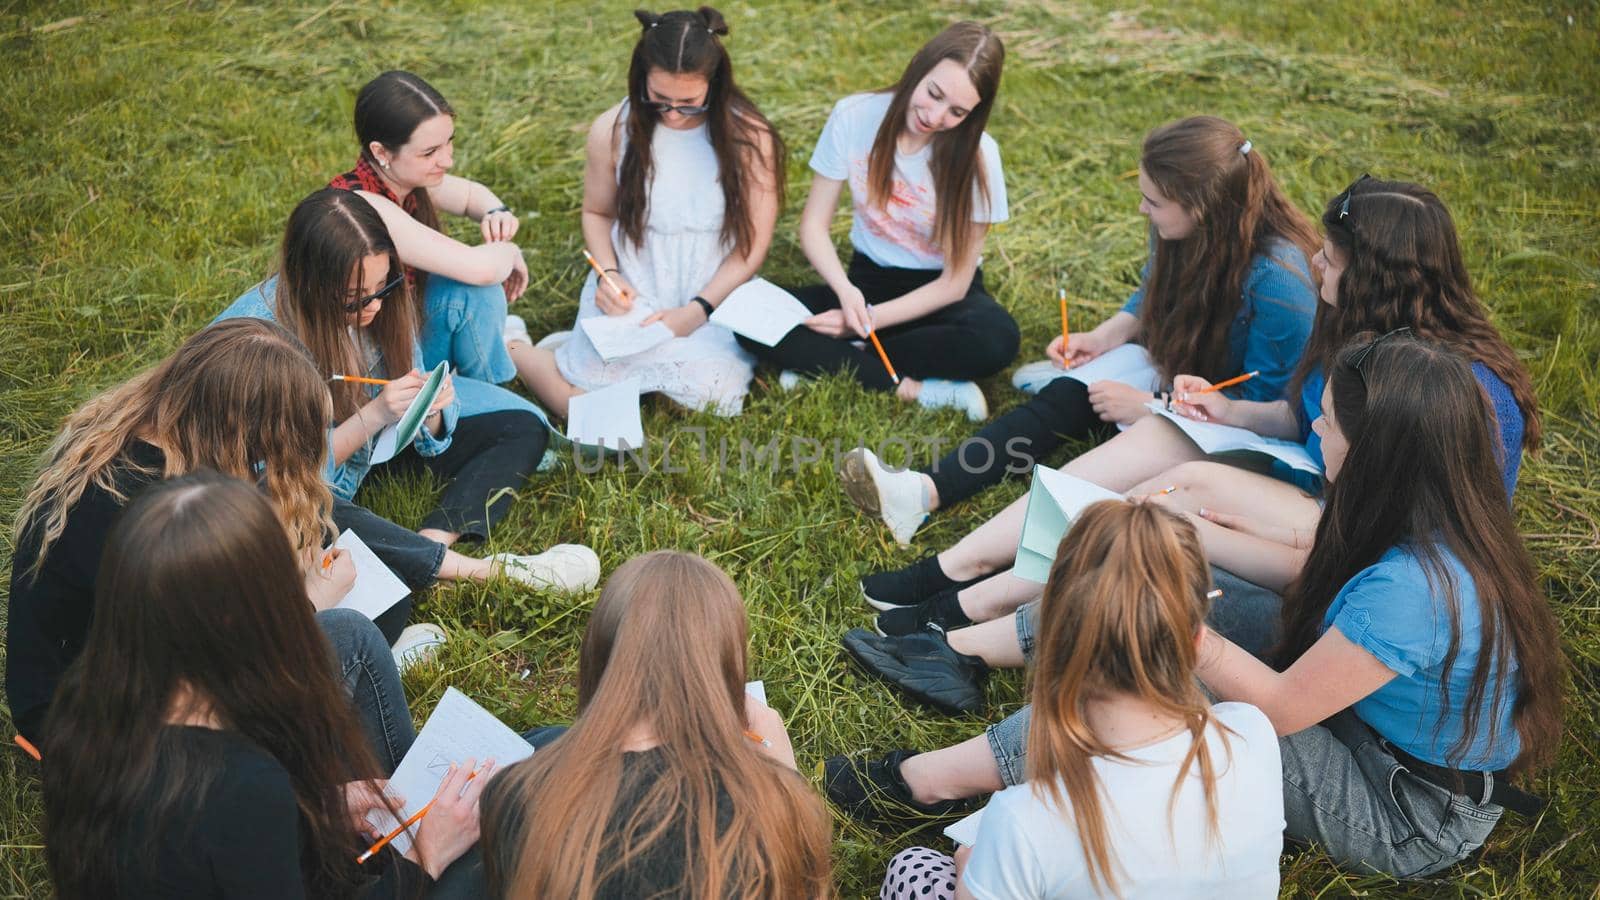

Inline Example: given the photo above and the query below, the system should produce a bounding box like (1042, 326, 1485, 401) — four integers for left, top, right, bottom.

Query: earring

(380, 161, 390, 169)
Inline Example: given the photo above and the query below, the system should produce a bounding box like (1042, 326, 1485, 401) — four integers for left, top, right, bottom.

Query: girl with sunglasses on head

(841, 115, 1319, 543)
(218, 188, 599, 597)
(831, 336, 1562, 882)
(42, 473, 487, 899)
(481, 551, 832, 899)
(331, 69, 545, 419)
(851, 176, 1537, 641)
(878, 501, 1283, 900)
(515, 7, 784, 418)
(735, 21, 1018, 420)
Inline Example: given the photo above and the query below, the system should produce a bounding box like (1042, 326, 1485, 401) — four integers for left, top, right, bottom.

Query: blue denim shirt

(1120, 239, 1317, 403)
(213, 276, 459, 500)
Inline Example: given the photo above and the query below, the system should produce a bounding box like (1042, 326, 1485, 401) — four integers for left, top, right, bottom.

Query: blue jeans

(984, 567, 1505, 878)
(315, 608, 414, 773)
(421, 275, 515, 385)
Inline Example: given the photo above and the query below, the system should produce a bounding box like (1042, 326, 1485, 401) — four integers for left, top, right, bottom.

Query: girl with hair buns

(737, 21, 1021, 420)
(331, 69, 542, 417)
(217, 188, 598, 598)
(42, 473, 486, 898)
(879, 501, 1283, 900)
(841, 115, 1318, 543)
(516, 6, 785, 417)
(481, 551, 832, 899)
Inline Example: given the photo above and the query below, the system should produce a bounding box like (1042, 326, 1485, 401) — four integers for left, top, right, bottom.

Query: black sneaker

(841, 626, 987, 715)
(860, 555, 983, 611)
(875, 589, 973, 636)
(821, 749, 973, 829)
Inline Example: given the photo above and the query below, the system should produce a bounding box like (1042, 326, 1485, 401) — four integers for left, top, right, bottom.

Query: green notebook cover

(1014, 466, 1124, 583)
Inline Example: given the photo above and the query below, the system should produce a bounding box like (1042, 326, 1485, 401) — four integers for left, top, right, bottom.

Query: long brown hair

(353, 70, 449, 235)
(1027, 501, 1229, 895)
(1137, 116, 1320, 384)
(1291, 177, 1540, 449)
(616, 7, 786, 258)
(867, 21, 1004, 268)
(1281, 335, 1562, 774)
(42, 473, 389, 898)
(484, 551, 831, 898)
(274, 188, 418, 419)
(15, 318, 334, 575)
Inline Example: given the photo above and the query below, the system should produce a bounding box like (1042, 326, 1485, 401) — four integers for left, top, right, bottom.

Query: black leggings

(737, 254, 1020, 391)
(921, 376, 1113, 507)
(370, 410, 547, 540)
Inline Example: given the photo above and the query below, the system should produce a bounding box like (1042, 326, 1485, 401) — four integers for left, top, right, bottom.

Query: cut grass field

(2, 1, 1596, 896)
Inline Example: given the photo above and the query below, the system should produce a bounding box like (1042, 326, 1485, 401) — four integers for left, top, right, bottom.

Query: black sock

(862, 555, 976, 608)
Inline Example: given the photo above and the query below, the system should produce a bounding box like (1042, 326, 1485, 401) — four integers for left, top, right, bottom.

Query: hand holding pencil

(584, 250, 635, 315)
(1169, 372, 1256, 424)
(358, 758, 495, 879)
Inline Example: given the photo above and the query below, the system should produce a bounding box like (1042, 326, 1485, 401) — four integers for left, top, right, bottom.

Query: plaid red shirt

(329, 157, 422, 284)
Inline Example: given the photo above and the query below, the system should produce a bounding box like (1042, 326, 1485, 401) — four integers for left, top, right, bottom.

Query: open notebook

(1147, 402, 1323, 475)
(1015, 466, 1125, 583)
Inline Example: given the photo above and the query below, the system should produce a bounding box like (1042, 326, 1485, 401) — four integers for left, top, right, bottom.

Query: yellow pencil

(582, 249, 629, 302)
(330, 375, 391, 386)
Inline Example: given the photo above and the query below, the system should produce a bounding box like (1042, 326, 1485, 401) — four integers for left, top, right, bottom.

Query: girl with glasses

(737, 22, 1018, 420)
(514, 7, 785, 418)
(328, 69, 544, 421)
(840, 115, 1319, 544)
(849, 177, 1537, 640)
(41, 473, 487, 898)
(216, 189, 599, 607)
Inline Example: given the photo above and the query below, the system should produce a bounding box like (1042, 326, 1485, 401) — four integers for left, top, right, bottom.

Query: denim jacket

(213, 276, 460, 500)
(1120, 239, 1318, 403)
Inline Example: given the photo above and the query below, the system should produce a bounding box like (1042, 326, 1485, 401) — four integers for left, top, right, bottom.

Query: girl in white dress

(519, 7, 784, 417)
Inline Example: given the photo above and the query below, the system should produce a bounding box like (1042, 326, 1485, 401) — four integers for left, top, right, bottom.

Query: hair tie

(1239, 140, 1253, 156)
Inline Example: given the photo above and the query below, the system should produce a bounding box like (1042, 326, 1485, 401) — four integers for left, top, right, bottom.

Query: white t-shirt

(962, 702, 1284, 900)
(808, 91, 1008, 271)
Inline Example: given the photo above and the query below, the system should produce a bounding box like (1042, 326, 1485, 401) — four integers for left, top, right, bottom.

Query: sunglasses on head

(640, 99, 710, 117)
(1348, 325, 1411, 387)
(1335, 173, 1374, 222)
(343, 273, 404, 315)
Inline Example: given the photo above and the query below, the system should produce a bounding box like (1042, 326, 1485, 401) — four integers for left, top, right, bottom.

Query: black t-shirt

(6, 440, 165, 742)
(101, 726, 425, 899)
(483, 748, 738, 899)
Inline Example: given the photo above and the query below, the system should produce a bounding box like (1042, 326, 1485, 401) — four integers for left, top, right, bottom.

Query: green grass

(2, 1, 1597, 896)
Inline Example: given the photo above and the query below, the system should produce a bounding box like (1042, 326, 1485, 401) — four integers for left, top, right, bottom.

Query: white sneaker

(915, 379, 988, 422)
(777, 370, 807, 391)
(392, 622, 447, 671)
(535, 329, 572, 352)
(503, 314, 532, 347)
(838, 447, 928, 546)
(1010, 359, 1069, 395)
(490, 544, 600, 593)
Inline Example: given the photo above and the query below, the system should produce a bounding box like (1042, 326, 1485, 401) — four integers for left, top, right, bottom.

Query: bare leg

(933, 416, 1205, 583)
(898, 732, 1006, 804)
(1129, 460, 1322, 533)
(506, 340, 583, 418)
(945, 613, 1026, 668)
(895, 377, 924, 403)
(417, 527, 459, 546)
(956, 570, 1041, 622)
(435, 548, 498, 582)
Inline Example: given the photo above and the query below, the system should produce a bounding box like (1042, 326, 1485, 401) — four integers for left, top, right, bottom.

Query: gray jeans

(982, 566, 1504, 878)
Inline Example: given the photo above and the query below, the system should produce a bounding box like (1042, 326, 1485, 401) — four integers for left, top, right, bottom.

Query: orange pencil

(1059, 286, 1069, 347)
(13, 735, 41, 762)
(356, 769, 481, 864)
(320, 549, 336, 573)
(1191, 370, 1260, 395)
(582, 249, 630, 303)
(744, 729, 773, 749)
(331, 375, 391, 386)
(866, 329, 900, 385)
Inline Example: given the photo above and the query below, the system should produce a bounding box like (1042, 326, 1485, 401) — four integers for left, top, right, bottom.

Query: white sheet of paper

(567, 378, 645, 450)
(366, 688, 534, 855)
(745, 681, 767, 706)
(709, 278, 812, 346)
(1062, 343, 1162, 393)
(332, 529, 410, 621)
(1148, 402, 1323, 474)
(578, 307, 675, 361)
(944, 808, 984, 847)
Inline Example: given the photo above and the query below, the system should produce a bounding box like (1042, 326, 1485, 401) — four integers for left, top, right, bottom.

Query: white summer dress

(554, 103, 755, 415)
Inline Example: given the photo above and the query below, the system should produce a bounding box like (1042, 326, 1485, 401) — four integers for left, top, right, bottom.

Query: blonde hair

(484, 551, 832, 898)
(1026, 501, 1230, 895)
(16, 319, 334, 575)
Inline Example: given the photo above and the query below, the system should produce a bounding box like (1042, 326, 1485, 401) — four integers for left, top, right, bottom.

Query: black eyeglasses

(1335, 173, 1373, 222)
(1348, 326, 1411, 386)
(641, 99, 710, 117)
(343, 273, 404, 314)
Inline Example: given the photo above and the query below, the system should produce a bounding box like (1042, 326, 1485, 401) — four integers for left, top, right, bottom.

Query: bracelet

(690, 296, 715, 319)
(484, 205, 511, 216)
(603, 267, 621, 275)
